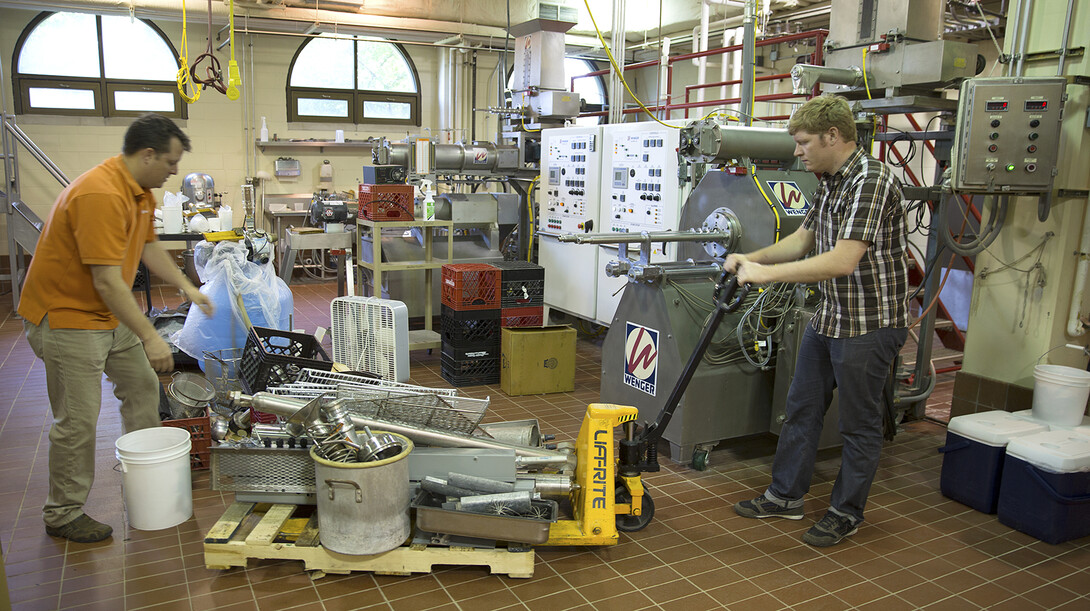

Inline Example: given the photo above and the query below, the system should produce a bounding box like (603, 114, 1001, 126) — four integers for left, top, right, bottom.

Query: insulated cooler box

(939, 411, 1048, 513)
(997, 431, 1090, 544)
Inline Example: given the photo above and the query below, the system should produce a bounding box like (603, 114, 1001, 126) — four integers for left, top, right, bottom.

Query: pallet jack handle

(637, 270, 750, 452)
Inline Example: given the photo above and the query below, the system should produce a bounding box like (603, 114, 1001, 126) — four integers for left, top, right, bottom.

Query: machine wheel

(692, 448, 710, 471)
(615, 485, 655, 532)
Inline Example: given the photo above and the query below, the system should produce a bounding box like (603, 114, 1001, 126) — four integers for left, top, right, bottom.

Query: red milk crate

(358, 183, 415, 221)
(442, 263, 501, 311)
(161, 414, 212, 470)
(501, 306, 544, 328)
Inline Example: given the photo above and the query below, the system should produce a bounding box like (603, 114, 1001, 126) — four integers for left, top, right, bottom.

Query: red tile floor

(1, 280, 1087, 610)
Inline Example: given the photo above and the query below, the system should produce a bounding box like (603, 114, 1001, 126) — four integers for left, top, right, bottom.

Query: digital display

(1025, 100, 1048, 111)
(985, 100, 1009, 111)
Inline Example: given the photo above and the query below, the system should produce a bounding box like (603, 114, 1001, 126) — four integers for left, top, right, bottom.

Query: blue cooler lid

(1006, 431, 1090, 474)
(948, 410, 1049, 447)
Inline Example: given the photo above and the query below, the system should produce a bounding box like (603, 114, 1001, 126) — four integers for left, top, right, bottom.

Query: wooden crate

(203, 502, 535, 579)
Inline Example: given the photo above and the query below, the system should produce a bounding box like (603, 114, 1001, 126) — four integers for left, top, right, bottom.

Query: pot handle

(325, 478, 363, 503)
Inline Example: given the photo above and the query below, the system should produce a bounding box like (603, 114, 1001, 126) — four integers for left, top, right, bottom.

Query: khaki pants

(25, 316, 161, 528)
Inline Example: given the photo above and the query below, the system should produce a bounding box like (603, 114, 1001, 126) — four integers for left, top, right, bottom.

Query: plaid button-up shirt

(802, 146, 909, 338)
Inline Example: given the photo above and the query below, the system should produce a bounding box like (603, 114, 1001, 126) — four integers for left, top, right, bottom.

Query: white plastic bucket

(115, 427, 193, 530)
(1033, 364, 1090, 427)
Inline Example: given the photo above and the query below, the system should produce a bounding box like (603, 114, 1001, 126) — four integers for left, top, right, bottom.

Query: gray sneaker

(802, 511, 858, 547)
(733, 495, 804, 520)
(45, 514, 113, 543)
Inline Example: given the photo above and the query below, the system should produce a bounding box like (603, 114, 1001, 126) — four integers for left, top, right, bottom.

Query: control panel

(539, 126, 605, 320)
(952, 76, 1067, 192)
(596, 120, 690, 326)
(600, 121, 688, 256)
(540, 128, 603, 234)
(601, 121, 684, 252)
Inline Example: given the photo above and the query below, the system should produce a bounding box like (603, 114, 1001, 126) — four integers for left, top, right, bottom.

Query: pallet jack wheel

(692, 448, 710, 471)
(615, 485, 655, 532)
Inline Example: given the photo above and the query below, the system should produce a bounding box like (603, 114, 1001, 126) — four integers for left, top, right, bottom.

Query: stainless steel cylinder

(311, 432, 413, 555)
(679, 120, 798, 164)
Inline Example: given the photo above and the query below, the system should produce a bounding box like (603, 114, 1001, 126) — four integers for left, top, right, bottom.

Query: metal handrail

(4, 118, 70, 188)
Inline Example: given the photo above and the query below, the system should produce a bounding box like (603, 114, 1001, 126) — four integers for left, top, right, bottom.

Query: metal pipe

(557, 230, 733, 245)
(243, 392, 566, 459)
(659, 264, 727, 280)
(608, 0, 627, 124)
(740, 0, 756, 124)
(1057, 0, 1075, 76)
(1014, 0, 1034, 76)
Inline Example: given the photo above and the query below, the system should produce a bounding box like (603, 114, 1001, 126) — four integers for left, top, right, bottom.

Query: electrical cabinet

(596, 120, 691, 326)
(538, 126, 605, 320)
(952, 77, 1067, 193)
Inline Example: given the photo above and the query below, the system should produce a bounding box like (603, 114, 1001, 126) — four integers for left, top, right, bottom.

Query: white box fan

(330, 296, 409, 382)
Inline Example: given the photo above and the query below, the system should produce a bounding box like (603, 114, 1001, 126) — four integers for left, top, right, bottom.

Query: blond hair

(788, 95, 857, 141)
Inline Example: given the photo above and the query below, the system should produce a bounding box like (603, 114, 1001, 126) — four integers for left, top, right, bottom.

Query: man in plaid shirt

(725, 95, 909, 546)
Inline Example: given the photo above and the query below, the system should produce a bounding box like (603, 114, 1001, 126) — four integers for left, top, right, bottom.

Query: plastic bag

(172, 240, 293, 369)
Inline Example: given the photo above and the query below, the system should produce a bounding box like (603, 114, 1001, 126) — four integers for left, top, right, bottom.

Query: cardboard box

(501, 326, 576, 396)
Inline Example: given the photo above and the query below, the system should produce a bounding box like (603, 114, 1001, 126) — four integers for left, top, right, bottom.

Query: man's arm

(90, 265, 174, 372)
(736, 238, 870, 285)
(141, 242, 213, 316)
(724, 225, 816, 273)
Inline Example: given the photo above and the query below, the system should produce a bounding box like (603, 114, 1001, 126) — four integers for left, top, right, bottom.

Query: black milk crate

(441, 339, 501, 362)
(441, 353, 500, 387)
(440, 306, 501, 347)
(490, 261, 545, 308)
(240, 326, 333, 392)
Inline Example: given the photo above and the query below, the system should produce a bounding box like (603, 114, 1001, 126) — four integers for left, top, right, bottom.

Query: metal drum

(310, 432, 413, 555)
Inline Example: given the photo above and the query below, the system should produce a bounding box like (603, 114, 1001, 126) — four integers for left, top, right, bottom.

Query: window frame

(11, 12, 187, 120)
(285, 37, 422, 127)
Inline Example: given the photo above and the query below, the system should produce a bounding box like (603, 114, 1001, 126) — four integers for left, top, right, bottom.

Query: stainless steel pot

(311, 432, 413, 555)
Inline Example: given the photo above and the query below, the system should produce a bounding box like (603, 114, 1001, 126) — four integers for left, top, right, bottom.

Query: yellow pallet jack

(546, 272, 750, 545)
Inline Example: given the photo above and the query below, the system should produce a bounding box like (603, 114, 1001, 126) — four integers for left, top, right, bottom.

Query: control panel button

(990, 119, 1001, 128)
(989, 132, 1000, 140)
(1028, 132, 1039, 140)
(1029, 119, 1040, 128)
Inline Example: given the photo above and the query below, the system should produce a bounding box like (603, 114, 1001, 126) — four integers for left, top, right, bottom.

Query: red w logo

(778, 183, 804, 208)
(626, 327, 658, 374)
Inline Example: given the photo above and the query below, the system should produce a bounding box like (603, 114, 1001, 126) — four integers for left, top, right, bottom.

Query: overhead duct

(0, 0, 512, 43)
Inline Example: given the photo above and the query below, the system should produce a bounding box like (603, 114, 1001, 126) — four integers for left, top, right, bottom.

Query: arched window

(287, 36, 421, 126)
(12, 12, 185, 119)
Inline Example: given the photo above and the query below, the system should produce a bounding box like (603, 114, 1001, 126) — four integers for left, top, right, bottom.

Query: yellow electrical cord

(177, 1, 199, 104)
(700, 108, 742, 122)
(861, 49, 877, 151)
(750, 166, 781, 243)
(526, 175, 539, 261)
(521, 111, 541, 133)
(862, 48, 873, 100)
(582, 0, 681, 129)
(226, 0, 241, 100)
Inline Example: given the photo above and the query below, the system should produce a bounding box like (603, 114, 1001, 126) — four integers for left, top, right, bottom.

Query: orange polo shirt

(18, 155, 158, 329)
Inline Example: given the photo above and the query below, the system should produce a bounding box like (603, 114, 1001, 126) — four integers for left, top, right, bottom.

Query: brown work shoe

(45, 514, 113, 543)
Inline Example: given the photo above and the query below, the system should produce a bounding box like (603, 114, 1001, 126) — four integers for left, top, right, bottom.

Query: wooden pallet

(203, 502, 535, 579)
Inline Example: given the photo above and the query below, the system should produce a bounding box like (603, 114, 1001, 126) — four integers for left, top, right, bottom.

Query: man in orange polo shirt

(19, 113, 213, 543)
